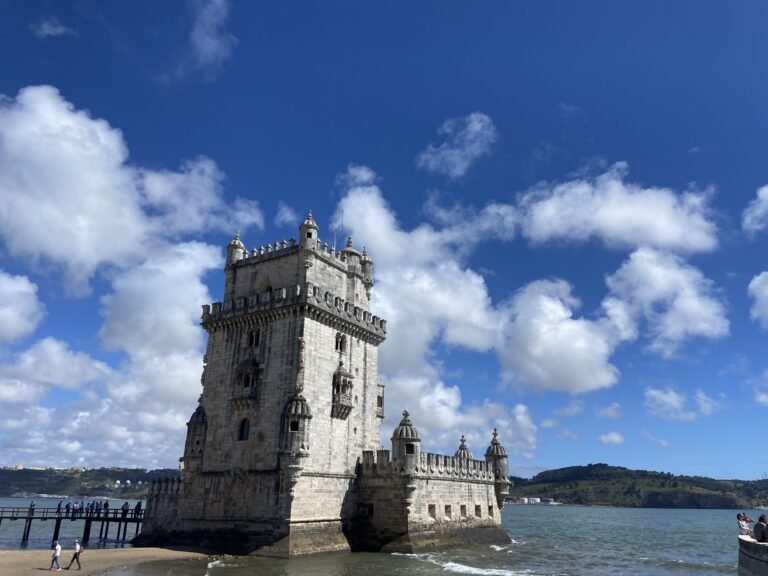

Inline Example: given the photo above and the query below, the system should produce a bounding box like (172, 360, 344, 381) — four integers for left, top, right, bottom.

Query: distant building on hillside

(139, 212, 512, 556)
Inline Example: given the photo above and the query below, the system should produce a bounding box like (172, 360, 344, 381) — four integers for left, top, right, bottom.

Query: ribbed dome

(301, 211, 318, 229)
(485, 429, 507, 457)
(341, 236, 360, 256)
(361, 247, 372, 263)
(454, 435, 473, 459)
(228, 231, 245, 248)
(284, 394, 312, 418)
(392, 410, 420, 440)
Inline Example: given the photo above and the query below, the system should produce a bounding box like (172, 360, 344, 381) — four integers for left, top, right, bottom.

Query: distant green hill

(509, 463, 768, 509)
(5, 463, 768, 509)
(0, 467, 179, 499)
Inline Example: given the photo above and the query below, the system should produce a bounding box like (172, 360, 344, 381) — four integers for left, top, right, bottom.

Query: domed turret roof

(454, 435, 473, 459)
(392, 410, 420, 440)
(228, 231, 245, 248)
(341, 236, 360, 256)
(485, 429, 507, 457)
(361, 246, 372, 263)
(284, 394, 312, 418)
(301, 211, 318, 230)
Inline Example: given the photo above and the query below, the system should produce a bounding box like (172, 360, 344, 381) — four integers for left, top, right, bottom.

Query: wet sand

(0, 547, 209, 575)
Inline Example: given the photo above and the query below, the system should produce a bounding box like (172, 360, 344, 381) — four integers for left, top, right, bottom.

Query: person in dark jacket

(754, 515, 768, 543)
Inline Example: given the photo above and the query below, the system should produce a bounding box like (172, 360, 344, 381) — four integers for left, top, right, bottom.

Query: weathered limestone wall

(348, 450, 509, 552)
(739, 536, 768, 576)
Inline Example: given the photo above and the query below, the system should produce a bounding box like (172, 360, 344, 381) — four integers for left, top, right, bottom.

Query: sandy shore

(0, 547, 210, 576)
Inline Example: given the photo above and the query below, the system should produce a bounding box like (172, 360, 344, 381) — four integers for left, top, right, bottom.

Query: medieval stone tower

(140, 212, 511, 556)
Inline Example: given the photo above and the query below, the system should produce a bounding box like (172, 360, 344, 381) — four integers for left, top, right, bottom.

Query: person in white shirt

(738, 513, 755, 537)
(49, 540, 62, 571)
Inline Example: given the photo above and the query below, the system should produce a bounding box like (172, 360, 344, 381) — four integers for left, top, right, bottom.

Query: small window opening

(237, 419, 250, 441)
(460, 505, 467, 518)
(475, 505, 481, 518)
(289, 420, 299, 432)
(376, 395, 383, 408)
(405, 443, 415, 455)
(445, 505, 452, 519)
(428, 504, 436, 519)
(306, 232, 312, 239)
(488, 505, 494, 517)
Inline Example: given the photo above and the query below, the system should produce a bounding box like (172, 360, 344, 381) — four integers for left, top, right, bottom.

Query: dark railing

(0, 506, 144, 546)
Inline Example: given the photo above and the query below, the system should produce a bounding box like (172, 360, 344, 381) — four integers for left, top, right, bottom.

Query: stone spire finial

(302, 211, 317, 227)
(455, 434, 474, 459)
(229, 230, 244, 246)
(485, 428, 507, 457)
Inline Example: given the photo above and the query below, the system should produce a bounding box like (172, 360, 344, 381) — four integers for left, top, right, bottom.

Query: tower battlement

(202, 283, 386, 339)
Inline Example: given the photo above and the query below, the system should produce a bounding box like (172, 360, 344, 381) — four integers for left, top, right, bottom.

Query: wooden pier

(0, 506, 144, 546)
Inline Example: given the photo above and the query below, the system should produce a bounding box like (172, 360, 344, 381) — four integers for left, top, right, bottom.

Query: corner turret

(391, 410, 421, 474)
(485, 429, 512, 509)
(226, 231, 246, 266)
(342, 236, 361, 269)
(299, 211, 319, 249)
(361, 247, 373, 297)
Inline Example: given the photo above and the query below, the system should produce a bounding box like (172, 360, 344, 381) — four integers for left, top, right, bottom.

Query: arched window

(248, 329, 260, 347)
(237, 418, 250, 441)
(335, 333, 347, 353)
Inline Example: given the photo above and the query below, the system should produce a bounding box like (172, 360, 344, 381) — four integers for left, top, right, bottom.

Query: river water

(0, 497, 744, 575)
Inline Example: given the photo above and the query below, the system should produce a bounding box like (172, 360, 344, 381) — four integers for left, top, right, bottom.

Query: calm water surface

(0, 497, 743, 575)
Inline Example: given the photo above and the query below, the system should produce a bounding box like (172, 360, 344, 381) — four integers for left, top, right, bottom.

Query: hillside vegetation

(0, 467, 179, 499)
(510, 463, 768, 509)
(5, 463, 768, 508)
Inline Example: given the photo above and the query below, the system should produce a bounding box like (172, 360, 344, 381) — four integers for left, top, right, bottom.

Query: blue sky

(1, 1, 768, 480)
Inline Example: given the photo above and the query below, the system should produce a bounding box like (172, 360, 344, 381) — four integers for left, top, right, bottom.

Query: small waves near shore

(0, 498, 743, 576)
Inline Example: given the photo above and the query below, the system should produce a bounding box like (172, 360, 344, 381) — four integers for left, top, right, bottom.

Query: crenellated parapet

(201, 283, 386, 340)
(226, 232, 367, 277)
(148, 477, 183, 497)
(359, 449, 495, 482)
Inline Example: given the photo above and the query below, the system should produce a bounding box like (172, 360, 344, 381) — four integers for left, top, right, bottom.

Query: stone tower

(141, 211, 511, 555)
(141, 212, 387, 555)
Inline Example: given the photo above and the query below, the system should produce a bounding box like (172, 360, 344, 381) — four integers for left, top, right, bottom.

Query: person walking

(50, 540, 62, 571)
(65, 539, 82, 570)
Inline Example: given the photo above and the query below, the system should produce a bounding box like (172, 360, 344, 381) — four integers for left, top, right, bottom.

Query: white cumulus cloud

(0, 271, 45, 342)
(520, 162, 717, 253)
(742, 185, 768, 235)
(497, 279, 627, 394)
(748, 272, 768, 329)
(604, 247, 728, 357)
(416, 112, 497, 180)
(643, 387, 718, 421)
(598, 431, 624, 445)
(0, 85, 262, 295)
(30, 17, 76, 40)
(178, 0, 238, 80)
(275, 202, 299, 228)
(595, 402, 623, 419)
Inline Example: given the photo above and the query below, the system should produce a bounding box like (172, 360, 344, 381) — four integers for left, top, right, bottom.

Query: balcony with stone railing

(332, 392, 353, 419)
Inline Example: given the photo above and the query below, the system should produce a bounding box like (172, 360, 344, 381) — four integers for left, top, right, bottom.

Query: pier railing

(0, 507, 144, 546)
